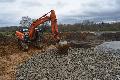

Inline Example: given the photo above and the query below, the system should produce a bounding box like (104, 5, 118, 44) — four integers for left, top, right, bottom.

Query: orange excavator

(16, 10, 60, 51)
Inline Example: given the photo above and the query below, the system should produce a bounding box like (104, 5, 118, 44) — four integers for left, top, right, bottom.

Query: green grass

(0, 31, 15, 37)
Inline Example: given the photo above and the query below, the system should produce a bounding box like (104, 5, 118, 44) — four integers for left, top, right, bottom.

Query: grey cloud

(54, 1, 65, 8)
(0, 19, 17, 26)
(115, 0, 120, 8)
(59, 17, 80, 24)
(59, 15, 120, 24)
(83, 10, 120, 17)
(68, 0, 120, 17)
(0, 0, 16, 3)
(21, 1, 42, 7)
(0, 13, 19, 26)
(1, 0, 120, 26)
(60, 0, 120, 24)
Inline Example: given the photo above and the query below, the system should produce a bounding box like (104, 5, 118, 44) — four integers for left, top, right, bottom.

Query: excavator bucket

(56, 40, 69, 54)
(16, 31, 24, 40)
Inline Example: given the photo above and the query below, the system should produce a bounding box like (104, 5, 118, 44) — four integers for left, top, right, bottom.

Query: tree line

(58, 21, 120, 32)
(0, 21, 120, 32)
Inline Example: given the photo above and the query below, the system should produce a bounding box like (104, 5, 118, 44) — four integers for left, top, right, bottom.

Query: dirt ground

(0, 35, 45, 80)
(0, 32, 120, 80)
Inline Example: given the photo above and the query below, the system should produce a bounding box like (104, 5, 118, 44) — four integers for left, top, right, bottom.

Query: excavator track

(18, 39, 29, 51)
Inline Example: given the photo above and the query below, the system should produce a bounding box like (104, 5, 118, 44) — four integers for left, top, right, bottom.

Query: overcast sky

(0, 0, 120, 26)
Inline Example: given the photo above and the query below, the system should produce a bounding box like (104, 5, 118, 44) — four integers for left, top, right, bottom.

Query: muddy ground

(0, 35, 42, 80)
(0, 32, 120, 80)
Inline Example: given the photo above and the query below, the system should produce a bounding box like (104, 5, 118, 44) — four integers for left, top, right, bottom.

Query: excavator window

(19, 27, 28, 33)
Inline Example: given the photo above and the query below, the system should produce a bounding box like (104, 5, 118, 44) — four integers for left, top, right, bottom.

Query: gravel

(16, 47, 120, 80)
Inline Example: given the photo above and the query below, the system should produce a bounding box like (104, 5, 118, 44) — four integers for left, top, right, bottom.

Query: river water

(95, 41, 120, 54)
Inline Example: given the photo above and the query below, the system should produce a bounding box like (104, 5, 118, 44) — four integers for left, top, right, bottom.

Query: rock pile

(16, 48, 120, 80)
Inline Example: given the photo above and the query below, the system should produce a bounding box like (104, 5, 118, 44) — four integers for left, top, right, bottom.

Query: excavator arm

(28, 16, 50, 39)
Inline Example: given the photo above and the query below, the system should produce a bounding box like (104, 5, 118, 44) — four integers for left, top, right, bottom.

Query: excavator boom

(28, 16, 50, 39)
